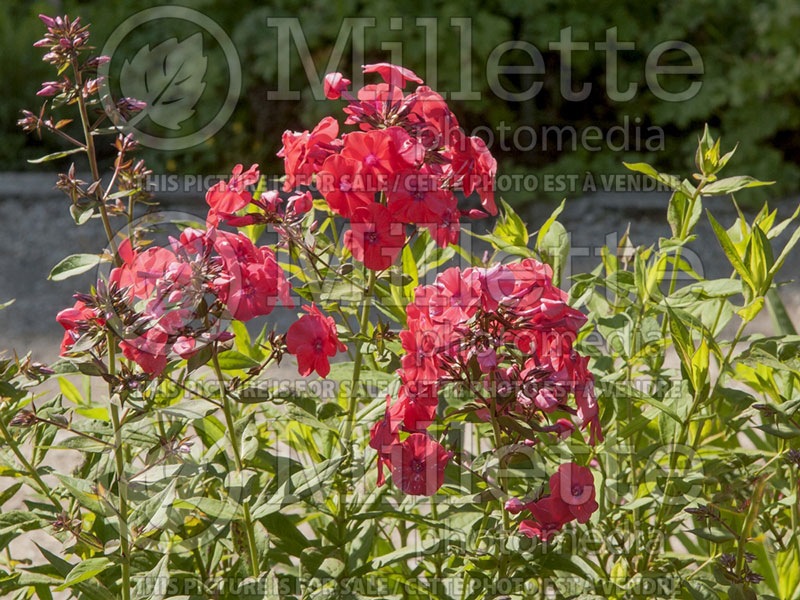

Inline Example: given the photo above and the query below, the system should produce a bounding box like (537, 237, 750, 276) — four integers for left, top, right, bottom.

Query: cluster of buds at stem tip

(786, 449, 800, 468)
(21, 14, 151, 230)
(57, 164, 99, 212)
(34, 14, 91, 67)
(716, 553, 763, 585)
(9, 410, 38, 428)
(105, 362, 154, 395)
(14, 353, 55, 380)
(159, 435, 194, 456)
(684, 503, 724, 521)
(17, 106, 74, 140)
(110, 134, 154, 213)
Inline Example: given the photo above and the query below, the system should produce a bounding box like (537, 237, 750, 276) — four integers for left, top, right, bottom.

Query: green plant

(2, 11, 800, 600)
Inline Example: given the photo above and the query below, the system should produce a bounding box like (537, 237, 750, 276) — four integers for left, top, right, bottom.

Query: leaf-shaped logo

(120, 33, 207, 130)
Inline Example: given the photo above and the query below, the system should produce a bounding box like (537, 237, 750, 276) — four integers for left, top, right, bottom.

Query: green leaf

(54, 474, 104, 513)
(70, 203, 94, 225)
(667, 307, 695, 375)
(614, 382, 682, 424)
(49, 254, 104, 281)
(0, 482, 21, 507)
(400, 243, 419, 303)
(494, 198, 528, 247)
(623, 162, 682, 191)
(28, 147, 85, 164)
(0, 298, 14, 310)
(231, 320, 252, 356)
(667, 191, 699, 238)
(133, 554, 169, 600)
(186, 344, 212, 372)
(234, 385, 271, 404)
(691, 338, 709, 395)
(702, 176, 773, 196)
(645, 253, 668, 301)
(536, 198, 565, 248)
(366, 538, 448, 571)
(727, 584, 757, 600)
(756, 422, 800, 439)
(470, 231, 536, 258)
(769, 220, 800, 280)
(748, 225, 774, 294)
(173, 496, 242, 520)
(679, 279, 743, 299)
(131, 479, 177, 532)
(58, 377, 84, 405)
(215, 350, 259, 370)
(707, 211, 756, 294)
(55, 558, 112, 591)
(252, 455, 346, 518)
(0, 511, 43, 536)
(690, 527, 736, 544)
(765, 288, 797, 335)
(537, 220, 569, 286)
(737, 297, 765, 323)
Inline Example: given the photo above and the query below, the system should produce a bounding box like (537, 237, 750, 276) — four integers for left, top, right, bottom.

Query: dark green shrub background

(3, 0, 798, 204)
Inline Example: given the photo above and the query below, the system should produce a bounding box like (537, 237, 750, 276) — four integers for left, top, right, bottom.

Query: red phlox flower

(278, 116, 339, 190)
(389, 432, 451, 496)
(398, 320, 442, 385)
(362, 62, 423, 88)
(316, 154, 374, 218)
(287, 190, 313, 216)
(548, 462, 599, 524)
(285, 304, 346, 378)
(369, 395, 403, 486)
(110, 240, 175, 301)
(119, 326, 168, 376)
(518, 494, 574, 541)
(396, 378, 439, 431)
(343, 203, 405, 271)
(386, 169, 453, 224)
(214, 231, 292, 321)
(450, 136, 497, 215)
(409, 86, 460, 149)
(205, 163, 259, 226)
(341, 128, 413, 192)
(56, 300, 103, 354)
(345, 83, 405, 123)
(434, 267, 482, 312)
(324, 72, 351, 99)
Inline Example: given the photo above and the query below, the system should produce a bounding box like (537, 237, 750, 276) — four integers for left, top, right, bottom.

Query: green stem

(647, 317, 748, 570)
(791, 466, 800, 560)
(0, 417, 62, 510)
(106, 335, 131, 600)
(735, 476, 767, 580)
(488, 384, 510, 580)
(343, 269, 377, 443)
(71, 57, 120, 266)
(653, 179, 707, 374)
(627, 303, 645, 530)
(334, 268, 377, 585)
(212, 348, 260, 578)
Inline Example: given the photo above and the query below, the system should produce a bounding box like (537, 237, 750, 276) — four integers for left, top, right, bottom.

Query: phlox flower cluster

(370, 259, 600, 537)
(57, 219, 292, 376)
(277, 62, 498, 269)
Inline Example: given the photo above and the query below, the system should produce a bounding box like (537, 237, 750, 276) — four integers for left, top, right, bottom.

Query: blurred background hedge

(3, 0, 799, 204)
